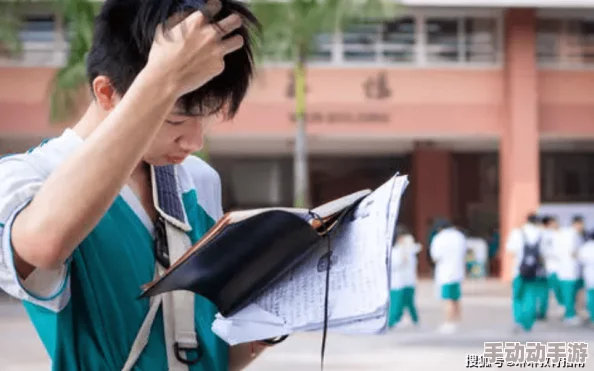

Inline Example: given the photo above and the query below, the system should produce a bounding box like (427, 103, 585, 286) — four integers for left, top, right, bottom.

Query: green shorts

(441, 282, 461, 301)
(577, 278, 585, 290)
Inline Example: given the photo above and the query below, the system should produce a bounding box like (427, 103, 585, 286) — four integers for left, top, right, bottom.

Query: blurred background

(1, 0, 594, 369)
(3, 0, 594, 280)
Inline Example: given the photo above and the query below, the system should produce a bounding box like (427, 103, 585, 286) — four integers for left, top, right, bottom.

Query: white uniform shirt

(390, 234, 421, 289)
(430, 227, 467, 285)
(505, 223, 543, 279)
(541, 228, 559, 274)
(554, 227, 582, 281)
(578, 241, 594, 289)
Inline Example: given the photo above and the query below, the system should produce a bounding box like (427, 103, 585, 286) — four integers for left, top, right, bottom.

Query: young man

(555, 215, 586, 325)
(0, 0, 270, 370)
(539, 215, 562, 319)
(430, 220, 467, 334)
(577, 231, 594, 326)
(506, 214, 548, 333)
(388, 226, 421, 328)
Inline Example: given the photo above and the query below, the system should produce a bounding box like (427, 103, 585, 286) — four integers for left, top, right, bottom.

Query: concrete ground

(1, 279, 593, 371)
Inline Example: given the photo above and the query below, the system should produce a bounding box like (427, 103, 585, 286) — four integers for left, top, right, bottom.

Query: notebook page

(212, 174, 409, 344)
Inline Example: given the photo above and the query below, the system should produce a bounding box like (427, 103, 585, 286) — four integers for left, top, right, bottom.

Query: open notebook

(141, 173, 409, 346)
(140, 188, 372, 316)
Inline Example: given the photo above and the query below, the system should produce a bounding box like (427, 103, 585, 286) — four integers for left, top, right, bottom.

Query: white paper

(327, 315, 388, 335)
(212, 304, 292, 346)
(212, 174, 409, 345)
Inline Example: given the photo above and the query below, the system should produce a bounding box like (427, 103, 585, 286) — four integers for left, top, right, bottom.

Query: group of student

(388, 219, 468, 334)
(507, 213, 594, 332)
(387, 212, 594, 336)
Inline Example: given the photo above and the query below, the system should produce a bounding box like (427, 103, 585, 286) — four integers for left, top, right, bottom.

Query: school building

(1, 1, 594, 280)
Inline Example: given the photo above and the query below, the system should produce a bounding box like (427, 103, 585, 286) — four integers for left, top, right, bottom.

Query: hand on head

(146, 6, 245, 98)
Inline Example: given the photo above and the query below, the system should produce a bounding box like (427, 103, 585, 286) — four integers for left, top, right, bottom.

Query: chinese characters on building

(466, 342, 589, 368)
(285, 71, 308, 98)
(362, 71, 391, 100)
(285, 70, 391, 100)
(285, 71, 392, 124)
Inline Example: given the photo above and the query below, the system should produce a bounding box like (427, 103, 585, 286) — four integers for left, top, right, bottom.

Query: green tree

(0, 1, 23, 56)
(250, 0, 396, 208)
(45, 0, 216, 161)
(0, 0, 98, 123)
(48, 0, 98, 124)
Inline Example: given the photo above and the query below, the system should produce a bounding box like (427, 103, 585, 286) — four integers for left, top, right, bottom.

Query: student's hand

(145, 10, 244, 98)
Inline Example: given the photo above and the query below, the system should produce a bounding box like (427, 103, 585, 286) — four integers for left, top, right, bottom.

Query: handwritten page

(212, 174, 409, 345)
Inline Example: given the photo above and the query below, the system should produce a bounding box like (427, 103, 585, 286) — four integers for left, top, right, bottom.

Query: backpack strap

(122, 269, 163, 371)
(122, 165, 198, 370)
(163, 220, 201, 369)
(521, 228, 542, 248)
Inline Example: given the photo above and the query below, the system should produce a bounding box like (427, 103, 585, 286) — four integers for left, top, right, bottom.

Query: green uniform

(0, 129, 228, 370)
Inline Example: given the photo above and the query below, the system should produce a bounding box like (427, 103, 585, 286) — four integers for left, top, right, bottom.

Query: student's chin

(164, 155, 186, 165)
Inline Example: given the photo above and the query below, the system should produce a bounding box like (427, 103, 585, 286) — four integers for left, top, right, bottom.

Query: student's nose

(177, 121, 204, 153)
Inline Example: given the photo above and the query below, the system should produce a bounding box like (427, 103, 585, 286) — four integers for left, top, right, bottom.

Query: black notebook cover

(140, 193, 367, 317)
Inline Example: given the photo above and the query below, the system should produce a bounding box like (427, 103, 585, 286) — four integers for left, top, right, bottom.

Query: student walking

(506, 214, 548, 333)
(430, 220, 467, 334)
(389, 228, 421, 328)
(555, 216, 586, 325)
(539, 215, 562, 319)
(577, 232, 594, 326)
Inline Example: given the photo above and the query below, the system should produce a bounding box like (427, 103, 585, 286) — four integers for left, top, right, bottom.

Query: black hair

(435, 218, 452, 231)
(86, 0, 260, 118)
(527, 213, 540, 225)
(541, 215, 556, 227)
(572, 215, 584, 224)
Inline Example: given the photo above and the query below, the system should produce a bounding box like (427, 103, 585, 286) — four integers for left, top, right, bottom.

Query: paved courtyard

(1, 279, 593, 370)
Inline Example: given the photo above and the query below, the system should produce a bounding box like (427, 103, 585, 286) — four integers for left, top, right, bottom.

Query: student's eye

(165, 119, 186, 125)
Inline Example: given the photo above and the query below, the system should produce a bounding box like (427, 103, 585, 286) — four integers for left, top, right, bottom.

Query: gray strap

(163, 222, 197, 371)
(121, 268, 163, 371)
(122, 165, 197, 370)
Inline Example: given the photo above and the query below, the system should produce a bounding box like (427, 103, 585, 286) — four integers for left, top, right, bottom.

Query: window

(541, 154, 594, 202)
(382, 17, 415, 63)
(465, 18, 498, 63)
(536, 19, 562, 64)
(566, 19, 594, 64)
(425, 17, 498, 64)
(341, 17, 417, 63)
(537, 16, 594, 67)
(262, 30, 333, 63)
(19, 15, 55, 42)
(343, 20, 380, 62)
(426, 18, 459, 63)
(262, 11, 502, 66)
(309, 32, 333, 62)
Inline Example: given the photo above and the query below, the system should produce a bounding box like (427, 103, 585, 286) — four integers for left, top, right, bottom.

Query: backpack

(519, 229, 546, 281)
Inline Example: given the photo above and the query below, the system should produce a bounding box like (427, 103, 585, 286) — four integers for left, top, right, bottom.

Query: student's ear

(92, 75, 119, 111)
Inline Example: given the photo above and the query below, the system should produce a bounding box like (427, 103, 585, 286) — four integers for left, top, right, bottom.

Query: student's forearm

(12, 69, 177, 273)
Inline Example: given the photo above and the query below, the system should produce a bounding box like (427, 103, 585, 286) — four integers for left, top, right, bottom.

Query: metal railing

(0, 41, 67, 67)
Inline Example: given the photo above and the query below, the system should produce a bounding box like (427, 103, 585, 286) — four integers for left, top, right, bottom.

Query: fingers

(182, 10, 242, 37)
(214, 14, 243, 36)
(202, 0, 223, 19)
(219, 34, 245, 55)
(161, 9, 245, 57)
(183, 10, 208, 29)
